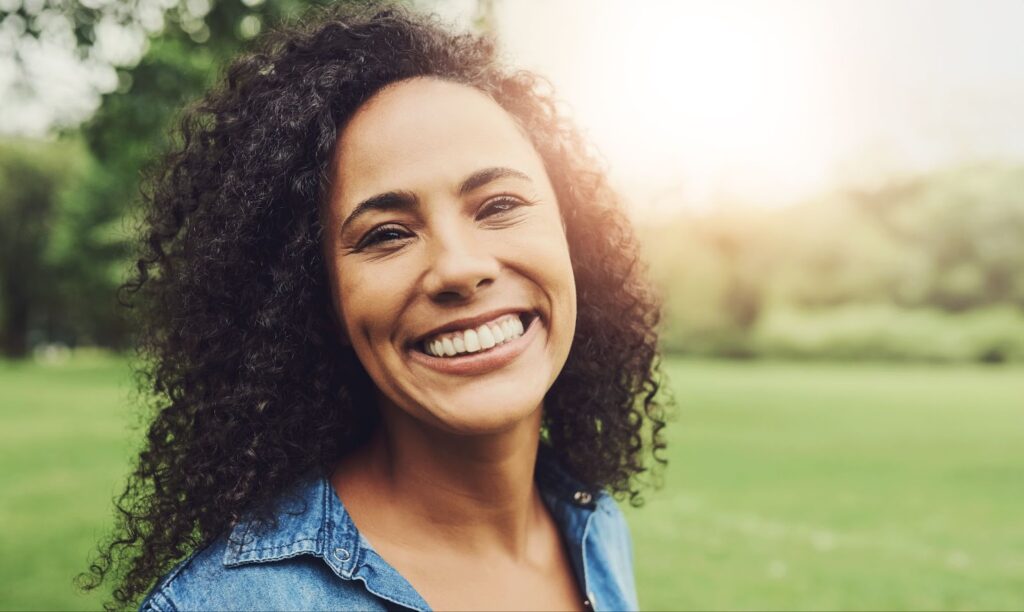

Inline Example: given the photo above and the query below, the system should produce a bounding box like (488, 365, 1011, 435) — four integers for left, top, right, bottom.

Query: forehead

(331, 78, 547, 206)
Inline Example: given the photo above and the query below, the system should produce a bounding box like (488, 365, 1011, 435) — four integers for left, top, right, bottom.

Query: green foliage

(44, 145, 135, 348)
(851, 165, 1024, 310)
(642, 163, 1024, 362)
(753, 305, 1024, 363)
(2, 1, 388, 356)
(83, 0, 336, 169)
(0, 137, 137, 356)
(79, 1, 334, 264)
(0, 138, 83, 356)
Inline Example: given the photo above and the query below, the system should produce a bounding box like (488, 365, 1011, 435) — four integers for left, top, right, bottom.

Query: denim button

(334, 547, 351, 562)
(573, 490, 593, 506)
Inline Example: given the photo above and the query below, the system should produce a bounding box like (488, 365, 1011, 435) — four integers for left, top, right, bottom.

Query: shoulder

(140, 535, 386, 612)
(139, 473, 390, 612)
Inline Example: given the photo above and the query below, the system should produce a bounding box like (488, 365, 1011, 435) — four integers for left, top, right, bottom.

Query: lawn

(630, 359, 1024, 610)
(1, 355, 1022, 610)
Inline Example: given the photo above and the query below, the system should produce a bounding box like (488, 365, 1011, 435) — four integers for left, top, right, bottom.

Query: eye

(478, 195, 528, 220)
(356, 224, 413, 250)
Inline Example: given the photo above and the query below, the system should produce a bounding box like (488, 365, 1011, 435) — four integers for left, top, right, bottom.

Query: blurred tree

(0, 139, 80, 357)
(83, 0, 332, 143)
(80, 0, 333, 285)
(45, 146, 135, 349)
(640, 163, 1024, 359)
(2, 0, 330, 352)
(852, 164, 1024, 311)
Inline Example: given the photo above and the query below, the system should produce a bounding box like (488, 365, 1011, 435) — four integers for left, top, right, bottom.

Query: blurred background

(1, 0, 1022, 609)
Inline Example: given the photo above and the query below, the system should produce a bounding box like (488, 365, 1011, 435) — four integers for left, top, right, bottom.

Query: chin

(389, 315, 568, 436)
(414, 377, 550, 436)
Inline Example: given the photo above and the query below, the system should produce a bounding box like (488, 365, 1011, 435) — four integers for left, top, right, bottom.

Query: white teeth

(491, 323, 505, 343)
(422, 314, 529, 357)
(478, 325, 495, 349)
(464, 328, 480, 352)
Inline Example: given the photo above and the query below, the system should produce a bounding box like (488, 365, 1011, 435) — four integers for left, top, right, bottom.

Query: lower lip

(408, 317, 541, 376)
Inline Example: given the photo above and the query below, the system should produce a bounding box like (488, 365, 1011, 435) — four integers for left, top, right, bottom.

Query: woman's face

(323, 78, 577, 435)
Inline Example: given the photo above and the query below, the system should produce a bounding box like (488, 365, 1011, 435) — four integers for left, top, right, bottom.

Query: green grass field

(1, 356, 1022, 610)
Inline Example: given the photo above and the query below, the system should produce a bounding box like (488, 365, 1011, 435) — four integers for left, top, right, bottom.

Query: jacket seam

(144, 544, 209, 610)
(352, 563, 429, 612)
(226, 547, 321, 566)
(580, 510, 597, 611)
(142, 588, 178, 612)
(237, 536, 318, 555)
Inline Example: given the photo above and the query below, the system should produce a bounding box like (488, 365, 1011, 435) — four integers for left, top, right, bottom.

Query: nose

(421, 223, 499, 302)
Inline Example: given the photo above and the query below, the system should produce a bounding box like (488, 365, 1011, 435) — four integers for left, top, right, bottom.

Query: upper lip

(412, 308, 532, 345)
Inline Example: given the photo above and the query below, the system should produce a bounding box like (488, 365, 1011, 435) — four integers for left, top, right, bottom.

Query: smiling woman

(326, 79, 577, 436)
(79, 4, 668, 611)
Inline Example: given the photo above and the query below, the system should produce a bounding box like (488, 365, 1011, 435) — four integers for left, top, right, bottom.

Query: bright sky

(3, 0, 1023, 212)
(425, 0, 1024, 210)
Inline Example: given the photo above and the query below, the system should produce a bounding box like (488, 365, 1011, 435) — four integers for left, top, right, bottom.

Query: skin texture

(324, 78, 582, 611)
(81, 6, 668, 608)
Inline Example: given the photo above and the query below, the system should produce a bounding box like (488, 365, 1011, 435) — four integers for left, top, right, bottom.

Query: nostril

(436, 289, 469, 303)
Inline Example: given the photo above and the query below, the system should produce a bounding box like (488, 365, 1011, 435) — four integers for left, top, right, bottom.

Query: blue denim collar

(221, 447, 600, 611)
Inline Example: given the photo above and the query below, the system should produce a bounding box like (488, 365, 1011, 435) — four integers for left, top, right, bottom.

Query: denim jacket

(140, 451, 639, 611)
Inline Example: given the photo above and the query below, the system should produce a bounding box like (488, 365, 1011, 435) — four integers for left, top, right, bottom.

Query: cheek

(333, 258, 410, 349)
(523, 213, 575, 290)
(505, 213, 577, 321)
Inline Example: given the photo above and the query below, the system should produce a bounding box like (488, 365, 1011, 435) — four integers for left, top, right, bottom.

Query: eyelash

(354, 196, 530, 250)
(356, 224, 412, 250)
(478, 195, 527, 220)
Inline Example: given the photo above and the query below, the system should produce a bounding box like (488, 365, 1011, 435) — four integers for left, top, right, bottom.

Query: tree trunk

(0, 297, 30, 358)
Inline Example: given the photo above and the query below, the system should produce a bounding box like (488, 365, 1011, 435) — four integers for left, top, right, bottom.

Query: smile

(421, 313, 525, 357)
(409, 312, 540, 376)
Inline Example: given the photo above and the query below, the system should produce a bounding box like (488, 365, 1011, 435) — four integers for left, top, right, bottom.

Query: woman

(82, 4, 667, 611)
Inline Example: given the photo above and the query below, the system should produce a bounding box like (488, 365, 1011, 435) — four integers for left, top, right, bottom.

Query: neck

(332, 396, 546, 558)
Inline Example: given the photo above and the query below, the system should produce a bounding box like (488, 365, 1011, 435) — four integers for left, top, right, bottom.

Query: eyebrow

(339, 166, 532, 235)
(339, 191, 417, 236)
(458, 166, 532, 196)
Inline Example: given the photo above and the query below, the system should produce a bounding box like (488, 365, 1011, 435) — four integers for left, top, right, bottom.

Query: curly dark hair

(80, 3, 668, 608)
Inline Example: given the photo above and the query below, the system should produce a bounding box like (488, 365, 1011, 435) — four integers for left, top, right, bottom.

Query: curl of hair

(80, 4, 669, 608)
